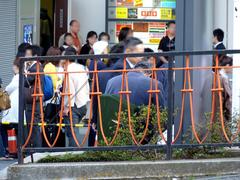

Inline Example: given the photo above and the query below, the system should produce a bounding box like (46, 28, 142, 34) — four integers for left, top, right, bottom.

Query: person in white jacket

(2, 60, 20, 124)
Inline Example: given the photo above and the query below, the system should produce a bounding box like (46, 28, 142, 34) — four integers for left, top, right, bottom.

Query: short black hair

(18, 43, 31, 52)
(144, 48, 156, 62)
(86, 31, 98, 43)
(65, 46, 77, 55)
(64, 33, 73, 40)
(64, 46, 77, 62)
(124, 37, 143, 50)
(17, 43, 31, 57)
(144, 48, 154, 53)
(134, 61, 152, 75)
(135, 61, 151, 69)
(118, 27, 133, 42)
(213, 28, 224, 42)
(31, 45, 43, 56)
(69, 19, 78, 26)
(110, 42, 125, 54)
(107, 42, 125, 67)
(167, 21, 175, 28)
(98, 32, 110, 41)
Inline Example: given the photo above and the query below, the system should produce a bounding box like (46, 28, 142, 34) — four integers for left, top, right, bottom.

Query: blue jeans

(0, 125, 6, 157)
(64, 105, 87, 147)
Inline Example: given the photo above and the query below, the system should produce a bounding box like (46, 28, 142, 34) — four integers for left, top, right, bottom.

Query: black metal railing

(17, 49, 240, 164)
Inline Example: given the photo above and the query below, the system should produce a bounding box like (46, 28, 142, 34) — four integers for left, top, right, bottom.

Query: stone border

(8, 158, 240, 180)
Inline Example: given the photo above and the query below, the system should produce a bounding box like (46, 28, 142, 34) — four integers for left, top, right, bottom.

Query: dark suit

(89, 59, 107, 80)
(88, 59, 132, 146)
(213, 42, 226, 70)
(105, 72, 166, 107)
(98, 59, 132, 93)
(156, 63, 168, 103)
(215, 42, 226, 50)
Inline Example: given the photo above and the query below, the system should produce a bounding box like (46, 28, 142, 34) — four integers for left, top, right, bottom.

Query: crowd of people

(0, 19, 233, 160)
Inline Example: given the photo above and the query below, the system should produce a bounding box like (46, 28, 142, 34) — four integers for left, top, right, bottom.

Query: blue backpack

(43, 75, 54, 101)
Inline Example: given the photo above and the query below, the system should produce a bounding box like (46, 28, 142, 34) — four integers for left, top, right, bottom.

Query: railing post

(18, 59, 25, 164)
(167, 57, 174, 160)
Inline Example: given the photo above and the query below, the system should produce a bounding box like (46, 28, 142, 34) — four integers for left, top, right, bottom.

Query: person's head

(24, 45, 42, 66)
(220, 56, 233, 74)
(98, 32, 110, 42)
(144, 48, 155, 67)
(213, 28, 224, 45)
(107, 42, 125, 67)
(25, 46, 33, 57)
(64, 33, 73, 46)
(69, 19, 80, 34)
(124, 37, 144, 65)
(86, 31, 98, 46)
(46, 47, 61, 66)
(167, 21, 176, 37)
(64, 46, 77, 63)
(118, 27, 133, 42)
(17, 43, 31, 57)
(134, 61, 152, 77)
(93, 41, 109, 55)
(13, 58, 20, 74)
(31, 45, 43, 56)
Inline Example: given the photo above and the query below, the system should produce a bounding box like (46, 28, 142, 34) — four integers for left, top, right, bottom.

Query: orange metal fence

(17, 50, 240, 164)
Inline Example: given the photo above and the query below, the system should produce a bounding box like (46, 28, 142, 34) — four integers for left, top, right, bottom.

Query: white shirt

(2, 74, 20, 123)
(64, 63, 90, 108)
(126, 58, 135, 69)
(214, 42, 223, 49)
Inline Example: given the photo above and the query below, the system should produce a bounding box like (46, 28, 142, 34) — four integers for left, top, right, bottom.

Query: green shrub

(38, 107, 236, 163)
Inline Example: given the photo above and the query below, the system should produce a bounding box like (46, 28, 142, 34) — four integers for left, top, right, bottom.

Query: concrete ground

(197, 174, 240, 180)
(0, 159, 17, 180)
(0, 126, 88, 180)
(7, 158, 240, 180)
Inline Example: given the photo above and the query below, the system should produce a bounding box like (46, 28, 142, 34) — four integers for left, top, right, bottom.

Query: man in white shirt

(63, 48, 90, 147)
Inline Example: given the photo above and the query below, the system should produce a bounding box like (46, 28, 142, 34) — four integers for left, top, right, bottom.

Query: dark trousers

(64, 105, 86, 147)
(0, 124, 6, 157)
(25, 103, 42, 147)
(0, 124, 7, 153)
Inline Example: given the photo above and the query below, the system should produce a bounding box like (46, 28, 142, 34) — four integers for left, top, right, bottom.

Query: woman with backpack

(44, 47, 62, 92)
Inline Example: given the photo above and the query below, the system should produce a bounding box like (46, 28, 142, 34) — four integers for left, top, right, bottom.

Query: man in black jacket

(213, 28, 226, 50)
(212, 28, 226, 70)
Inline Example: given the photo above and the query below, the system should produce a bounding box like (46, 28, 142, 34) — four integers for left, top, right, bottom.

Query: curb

(7, 158, 240, 179)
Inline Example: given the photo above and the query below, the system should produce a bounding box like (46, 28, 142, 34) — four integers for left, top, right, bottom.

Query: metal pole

(167, 57, 174, 160)
(105, 0, 109, 33)
(18, 59, 25, 164)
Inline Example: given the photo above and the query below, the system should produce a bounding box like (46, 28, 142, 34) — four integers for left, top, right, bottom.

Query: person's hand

(92, 123, 97, 132)
(63, 107, 69, 116)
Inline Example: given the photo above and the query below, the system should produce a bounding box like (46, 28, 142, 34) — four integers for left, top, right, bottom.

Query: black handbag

(44, 94, 61, 124)
(42, 94, 61, 146)
(24, 78, 40, 104)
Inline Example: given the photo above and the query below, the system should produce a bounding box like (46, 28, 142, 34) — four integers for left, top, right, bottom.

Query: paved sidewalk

(0, 160, 17, 180)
